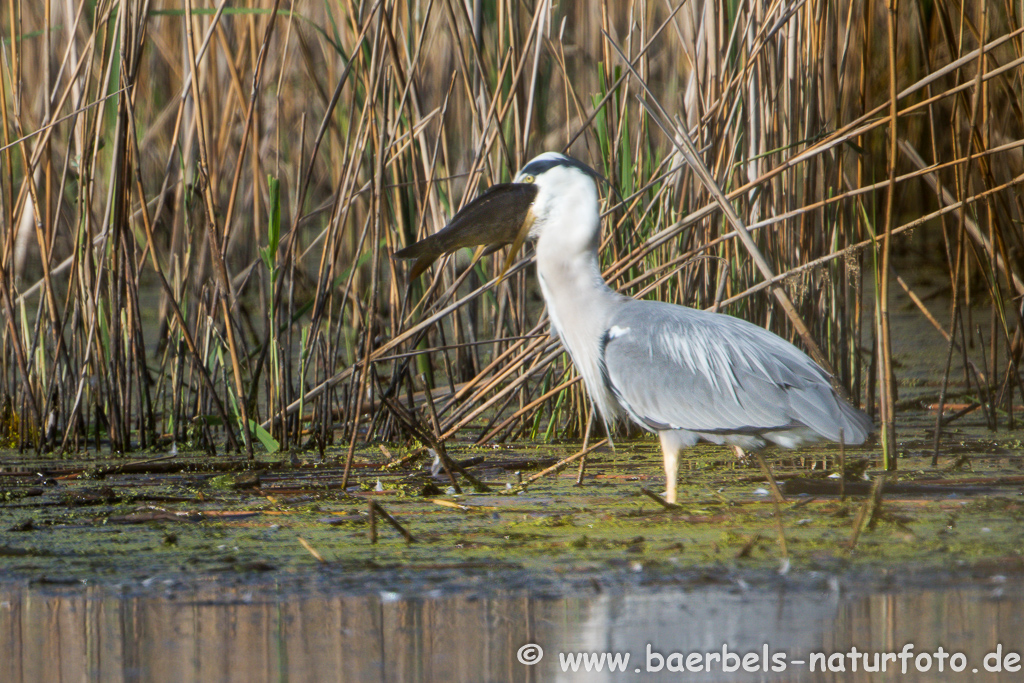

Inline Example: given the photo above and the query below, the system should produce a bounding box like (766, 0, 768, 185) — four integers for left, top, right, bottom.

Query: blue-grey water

(3, 576, 1023, 682)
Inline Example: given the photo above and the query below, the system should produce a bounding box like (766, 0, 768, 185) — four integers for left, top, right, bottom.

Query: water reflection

(2, 577, 1022, 682)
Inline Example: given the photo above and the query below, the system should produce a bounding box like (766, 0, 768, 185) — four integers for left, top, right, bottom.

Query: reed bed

(1, 1, 1021, 469)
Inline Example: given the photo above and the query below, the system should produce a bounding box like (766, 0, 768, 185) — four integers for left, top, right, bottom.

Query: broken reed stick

(735, 533, 761, 559)
(847, 475, 887, 552)
(368, 499, 415, 544)
(368, 501, 377, 543)
(297, 535, 326, 563)
(575, 453, 588, 485)
(510, 438, 609, 492)
(769, 496, 789, 560)
(753, 452, 786, 503)
(640, 487, 681, 510)
(839, 429, 846, 502)
(575, 409, 595, 485)
(749, 452, 788, 559)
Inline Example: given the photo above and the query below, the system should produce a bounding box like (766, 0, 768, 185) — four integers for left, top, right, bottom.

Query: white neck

(533, 186, 624, 423)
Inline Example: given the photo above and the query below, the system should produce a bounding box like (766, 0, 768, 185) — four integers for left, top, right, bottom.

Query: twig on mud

(754, 453, 786, 503)
(297, 535, 326, 563)
(749, 454, 789, 559)
(838, 429, 846, 502)
(769, 496, 789, 561)
(735, 533, 761, 559)
(640, 487, 681, 510)
(368, 500, 415, 544)
(575, 410, 596, 485)
(847, 475, 887, 552)
(431, 498, 470, 511)
(506, 439, 609, 494)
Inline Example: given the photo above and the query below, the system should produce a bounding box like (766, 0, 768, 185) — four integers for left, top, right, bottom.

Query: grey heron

(396, 152, 872, 503)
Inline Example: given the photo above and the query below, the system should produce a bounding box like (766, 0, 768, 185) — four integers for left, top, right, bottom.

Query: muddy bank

(2, 423, 1023, 590)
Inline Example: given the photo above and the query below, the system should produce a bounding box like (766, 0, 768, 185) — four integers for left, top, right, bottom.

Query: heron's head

(394, 152, 604, 280)
(513, 152, 604, 247)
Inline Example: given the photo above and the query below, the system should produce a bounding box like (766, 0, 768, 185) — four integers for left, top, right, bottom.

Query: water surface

(3, 575, 1023, 682)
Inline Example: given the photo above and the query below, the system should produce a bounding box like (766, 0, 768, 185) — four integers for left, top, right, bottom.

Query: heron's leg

(658, 431, 680, 504)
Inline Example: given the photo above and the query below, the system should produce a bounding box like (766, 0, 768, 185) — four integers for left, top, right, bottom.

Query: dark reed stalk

(877, 0, 899, 470)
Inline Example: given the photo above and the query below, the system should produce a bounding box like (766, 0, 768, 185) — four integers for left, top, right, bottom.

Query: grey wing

(600, 300, 871, 443)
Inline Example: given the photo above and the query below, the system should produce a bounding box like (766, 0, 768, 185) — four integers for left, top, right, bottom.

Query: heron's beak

(495, 208, 535, 282)
(393, 182, 538, 281)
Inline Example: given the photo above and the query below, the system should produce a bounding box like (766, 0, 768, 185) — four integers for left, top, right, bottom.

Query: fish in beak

(393, 182, 538, 281)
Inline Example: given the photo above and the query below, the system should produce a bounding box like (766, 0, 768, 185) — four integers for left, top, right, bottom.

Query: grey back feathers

(601, 300, 872, 447)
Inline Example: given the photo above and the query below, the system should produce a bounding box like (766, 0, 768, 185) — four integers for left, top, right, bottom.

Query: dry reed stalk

(877, 0, 900, 469)
(0, 1, 1019, 472)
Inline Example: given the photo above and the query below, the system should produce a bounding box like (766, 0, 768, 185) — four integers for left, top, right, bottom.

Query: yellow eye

(520, 174, 535, 184)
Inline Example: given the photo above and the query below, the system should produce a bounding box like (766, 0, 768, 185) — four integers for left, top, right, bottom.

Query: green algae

(1, 422, 1023, 586)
